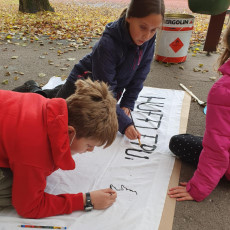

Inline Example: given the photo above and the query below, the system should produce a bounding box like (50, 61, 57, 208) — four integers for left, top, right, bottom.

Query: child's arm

(125, 125, 141, 140)
(116, 104, 134, 135)
(89, 188, 117, 209)
(168, 182, 194, 201)
(90, 37, 137, 136)
(11, 163, 85, 218)
(91, 36, 121, 95)
(121, 107, 141, 140)
(12, 163, 117, 218)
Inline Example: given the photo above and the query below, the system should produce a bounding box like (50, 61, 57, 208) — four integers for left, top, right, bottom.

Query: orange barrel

(155, 14, 195, 63)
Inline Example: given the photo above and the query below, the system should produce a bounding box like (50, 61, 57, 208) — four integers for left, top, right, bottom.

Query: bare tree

(19, 0, 54, 13)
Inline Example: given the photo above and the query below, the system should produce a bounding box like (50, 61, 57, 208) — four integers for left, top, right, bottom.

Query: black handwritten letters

(125, 96, 165, 160)
(110, 184, 138, 195)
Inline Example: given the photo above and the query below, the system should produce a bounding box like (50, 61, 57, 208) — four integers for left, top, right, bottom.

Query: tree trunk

(19, 0, 55, 13)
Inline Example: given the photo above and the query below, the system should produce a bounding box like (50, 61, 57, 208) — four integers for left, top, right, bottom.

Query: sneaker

(12, 80, 46, 97)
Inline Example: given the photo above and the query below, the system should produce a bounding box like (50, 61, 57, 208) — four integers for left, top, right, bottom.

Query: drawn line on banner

(110, 184, 138, 195)
(125, 157, 134, 160)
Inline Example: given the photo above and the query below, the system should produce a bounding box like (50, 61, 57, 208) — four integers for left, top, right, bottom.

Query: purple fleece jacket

(67, 15, 156, 133)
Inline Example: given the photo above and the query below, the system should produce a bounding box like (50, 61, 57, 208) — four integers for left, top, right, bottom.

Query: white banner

(0, 84, 185, 230)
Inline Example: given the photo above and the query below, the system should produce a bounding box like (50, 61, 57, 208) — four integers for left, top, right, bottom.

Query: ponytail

(218, 25, 230, 69)
(218, 49, 230, 68)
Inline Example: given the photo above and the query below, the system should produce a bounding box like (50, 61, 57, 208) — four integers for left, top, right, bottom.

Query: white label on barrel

(155, 15, 194, 63)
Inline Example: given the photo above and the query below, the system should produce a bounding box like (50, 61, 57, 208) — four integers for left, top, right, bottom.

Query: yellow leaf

(38, 73, 46, 78)
(6, 35, 12, 39)
(2, 80, 9, 85)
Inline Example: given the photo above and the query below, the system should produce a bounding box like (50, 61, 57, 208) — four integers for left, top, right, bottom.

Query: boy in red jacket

(0, 79, 118, 218)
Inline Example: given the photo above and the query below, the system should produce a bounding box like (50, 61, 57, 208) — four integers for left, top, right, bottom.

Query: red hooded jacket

(0, 90, 84, 218)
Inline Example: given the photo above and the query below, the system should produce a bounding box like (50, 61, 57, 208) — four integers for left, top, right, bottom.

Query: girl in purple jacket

(56, 0, 165, 140)
(14, 0, 165, 141)
(168, 25, 230, 202)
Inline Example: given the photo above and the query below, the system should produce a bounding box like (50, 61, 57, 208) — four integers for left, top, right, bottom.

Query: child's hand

(125, 125, 141, 140)
(168, 182, 194, 201)
(90, 188, 117, 210)
(121, 107, 130, 116)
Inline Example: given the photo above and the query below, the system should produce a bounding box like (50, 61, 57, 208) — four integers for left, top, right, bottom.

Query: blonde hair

(218, 25, 230, 68)
(66, 79, 118, 148)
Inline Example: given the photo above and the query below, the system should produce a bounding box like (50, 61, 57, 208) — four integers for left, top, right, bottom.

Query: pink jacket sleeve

(187, 76, 230, 201)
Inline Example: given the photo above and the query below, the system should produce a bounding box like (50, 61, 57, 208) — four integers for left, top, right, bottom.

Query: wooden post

(203, 11, 227, 53)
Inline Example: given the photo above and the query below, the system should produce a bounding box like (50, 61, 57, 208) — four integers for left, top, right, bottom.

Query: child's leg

(42, 85, 63, 98)
(12, 80, 46, 97)
(56, 72, 93, 99)
(55, 80, 76, 99)
(12, 80, 63, 99)
(169, 134, 203, 166)
(0, 168, 13, 208)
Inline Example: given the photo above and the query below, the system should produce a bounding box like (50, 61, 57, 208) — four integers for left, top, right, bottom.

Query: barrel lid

(165, 14, 195, 19)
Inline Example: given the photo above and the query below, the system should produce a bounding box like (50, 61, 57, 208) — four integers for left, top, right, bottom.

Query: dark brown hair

(120, 0, 165, 19)
(218, 25, 230, 68)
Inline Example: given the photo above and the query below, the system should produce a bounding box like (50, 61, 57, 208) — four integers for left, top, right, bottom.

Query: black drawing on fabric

(136, 114, 163, 130)
(125, 157, 134, 160)
(139, 95, 166, 101)
(124, 95, 166, 161)
(136, 110, 162, 116)
(130, 142, 157, 152)
(125, 133, 158, 160)
(125, 149, 150, 159)
(137, 96, 165, 112)
(141, 134, 159, 140)
(110, 184, 138, 195)
(138, 102, 164, 108)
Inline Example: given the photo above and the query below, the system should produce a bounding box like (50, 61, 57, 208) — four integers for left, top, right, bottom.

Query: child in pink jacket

(168, 25, 230, 202)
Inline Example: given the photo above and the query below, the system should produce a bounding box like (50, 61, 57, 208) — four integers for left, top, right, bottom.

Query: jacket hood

(103, 15, 135, 47)
(46, 98, 75, 170)
(218, 59, 230, 76)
